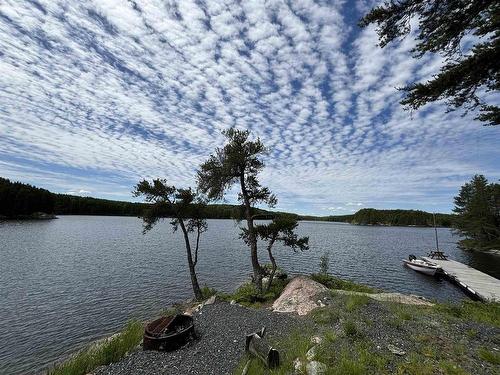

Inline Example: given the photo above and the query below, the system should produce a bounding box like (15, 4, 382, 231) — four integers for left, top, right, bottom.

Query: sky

(0, 0, 498, 216)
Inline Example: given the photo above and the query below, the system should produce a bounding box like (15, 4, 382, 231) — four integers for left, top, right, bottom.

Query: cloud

(0, 1, 498, 215)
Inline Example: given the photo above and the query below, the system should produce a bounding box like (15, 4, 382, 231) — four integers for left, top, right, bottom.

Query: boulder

(306, 361, 327, 375)
(272, 276, 328, 315)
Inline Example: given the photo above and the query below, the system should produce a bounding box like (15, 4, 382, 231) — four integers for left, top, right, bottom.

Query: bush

(319, 252, 329, 275)
(310, 274, 377, 294)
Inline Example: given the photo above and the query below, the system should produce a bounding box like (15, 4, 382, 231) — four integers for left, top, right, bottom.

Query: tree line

(0, 178, 146, 218)
(0, 177, 55, 217)
(0, 177, 281, 220)
(345, 209, 454, 227)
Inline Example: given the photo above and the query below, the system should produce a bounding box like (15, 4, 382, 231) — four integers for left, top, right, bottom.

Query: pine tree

(453, 175, 500, 249)
(197, 128, 276, 293)
(360, 0, 499, 126)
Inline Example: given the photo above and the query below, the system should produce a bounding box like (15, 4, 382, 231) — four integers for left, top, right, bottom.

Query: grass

(343, 320, 358, 337)
(220, 278, 289, 308)
(231, 275, 500, 375)
(48, 320, 143, 375)
(200, 285, 217, 299)
(478, 347, 500, 365)
(345, 294, 370, 311)
(233, 330, 312, 375)
(434, 301, 500, 327)
(311, 273, 377, 293)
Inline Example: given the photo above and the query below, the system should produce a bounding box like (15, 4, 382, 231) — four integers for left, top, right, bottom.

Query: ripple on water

(1, 217, 499, 374)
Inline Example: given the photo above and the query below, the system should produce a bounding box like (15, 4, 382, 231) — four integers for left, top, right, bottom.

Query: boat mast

(433, 213, 439, 250)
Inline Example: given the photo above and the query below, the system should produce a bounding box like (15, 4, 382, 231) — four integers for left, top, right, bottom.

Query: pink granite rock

(272, 276, 328, 315)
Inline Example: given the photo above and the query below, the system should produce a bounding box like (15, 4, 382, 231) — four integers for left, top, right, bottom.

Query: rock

(293, 358, 304, 374)
(230, 300, 236, 305)
(204, 295, 217, 305)
(311, 336, 323, 345)
(387, 344, 406, 356)
(331, 290, 434, 306)
(306, 361, 327, 375)
(306, 346, 317, 361)
(272, 276, 329, 315)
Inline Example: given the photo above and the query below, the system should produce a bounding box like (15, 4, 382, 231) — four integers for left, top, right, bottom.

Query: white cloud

(0, 1, 498, 215)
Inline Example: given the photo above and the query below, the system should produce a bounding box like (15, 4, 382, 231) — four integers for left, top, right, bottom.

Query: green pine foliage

(360, 0, 499, 126)
(453, 175, 500, 250)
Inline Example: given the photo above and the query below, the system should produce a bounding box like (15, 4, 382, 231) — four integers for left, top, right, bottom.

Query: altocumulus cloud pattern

(0, 0, 498, 214)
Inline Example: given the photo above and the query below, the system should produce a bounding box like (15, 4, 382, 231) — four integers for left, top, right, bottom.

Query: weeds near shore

(310, 273, 377, 294)
(48, 320, 143, 375)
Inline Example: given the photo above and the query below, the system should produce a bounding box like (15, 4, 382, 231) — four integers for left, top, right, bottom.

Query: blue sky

(0, 0, 498, 215)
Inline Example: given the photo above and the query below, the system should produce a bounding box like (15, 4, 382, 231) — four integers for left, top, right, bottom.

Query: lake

(1, 216, 499, 374)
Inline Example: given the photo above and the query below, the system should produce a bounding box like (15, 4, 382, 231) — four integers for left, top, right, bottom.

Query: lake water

(1, 216, 499, 374)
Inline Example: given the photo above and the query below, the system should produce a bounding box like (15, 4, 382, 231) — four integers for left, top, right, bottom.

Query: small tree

(197, 128, 276, 292)
(319, 252, 330, 275)
(133, 179, 207, 300)
(254, 216, 309, 292)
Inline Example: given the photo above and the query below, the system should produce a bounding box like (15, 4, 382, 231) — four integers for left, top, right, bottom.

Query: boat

(143, 314, 195, 351)
(403, 213, 446, 276)
(403, 255, 442, 276)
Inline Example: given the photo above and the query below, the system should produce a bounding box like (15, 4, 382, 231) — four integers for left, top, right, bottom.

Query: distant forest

(312, 208, 454, 227)
(0, 178, 274, 219)
(0, 178, 454, 226)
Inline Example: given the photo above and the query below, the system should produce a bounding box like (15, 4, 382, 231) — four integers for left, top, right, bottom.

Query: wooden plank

(423, 257, 500, 302)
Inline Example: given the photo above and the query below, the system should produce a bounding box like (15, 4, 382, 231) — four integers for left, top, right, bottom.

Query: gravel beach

(94, 301, 306, 375)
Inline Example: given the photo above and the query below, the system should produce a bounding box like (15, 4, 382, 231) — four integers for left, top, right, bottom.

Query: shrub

(319, 252, 329, 275)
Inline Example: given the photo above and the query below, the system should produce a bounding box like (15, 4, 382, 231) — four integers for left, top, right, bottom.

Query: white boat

(403, 256, 442, 276)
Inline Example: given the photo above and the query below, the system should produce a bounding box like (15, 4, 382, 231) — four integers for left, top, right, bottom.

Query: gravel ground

(94, 301, 306, 375)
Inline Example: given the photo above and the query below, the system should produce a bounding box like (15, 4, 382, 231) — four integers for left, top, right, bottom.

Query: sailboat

(403, 213, 445, 276)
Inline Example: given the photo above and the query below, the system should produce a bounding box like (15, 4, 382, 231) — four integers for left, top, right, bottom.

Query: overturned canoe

(143, 314, 195, 351)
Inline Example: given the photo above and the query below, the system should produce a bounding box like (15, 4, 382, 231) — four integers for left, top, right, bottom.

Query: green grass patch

(311, 274, 377, 293)
(233, 330, 312, 375)
(48, 320, 143, 375)
(200, 285, 217, 299)
(434, 301, 500, 327)
(345, 294, 370, 311)
(221, 278, 289, 308)
(311, 307, 340, 325)
(478, 347, 500, 365)
(396, 353, 435, 375)
(343, 320, 358, 337)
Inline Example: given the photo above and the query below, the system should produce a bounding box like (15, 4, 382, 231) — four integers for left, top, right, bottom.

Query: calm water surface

(1, 216, 499, 374)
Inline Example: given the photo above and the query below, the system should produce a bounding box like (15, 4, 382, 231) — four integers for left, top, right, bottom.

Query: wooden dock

(423, 257, 500, 302)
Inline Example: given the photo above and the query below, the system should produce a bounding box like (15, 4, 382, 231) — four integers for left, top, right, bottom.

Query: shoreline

(47, 275, 500, 375)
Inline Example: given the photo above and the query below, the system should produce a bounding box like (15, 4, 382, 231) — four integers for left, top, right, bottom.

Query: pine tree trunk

(265, 238, 277, 293)
(179, 218, 203, 300)
(240, 173, 263, 293)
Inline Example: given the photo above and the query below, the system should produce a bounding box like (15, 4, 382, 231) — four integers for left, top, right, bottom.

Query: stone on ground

(306, 361, 327, 375)
(272, 276, 328, 315)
